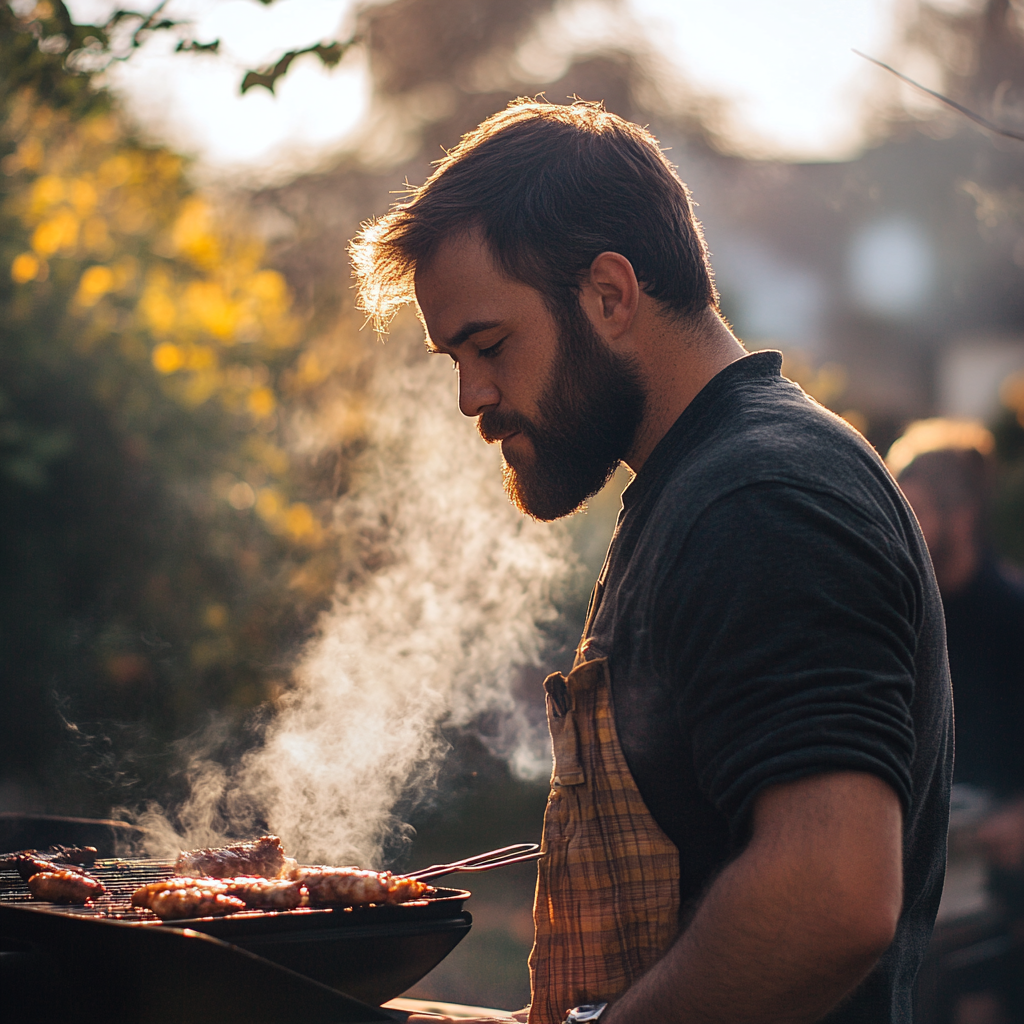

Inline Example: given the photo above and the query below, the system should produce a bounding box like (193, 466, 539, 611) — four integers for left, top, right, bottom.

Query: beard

(478, 298, 647, 522)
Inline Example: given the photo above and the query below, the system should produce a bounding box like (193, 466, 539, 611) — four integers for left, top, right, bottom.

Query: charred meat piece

(3, 846, 99, 881)
(27, 869, 106, 904)
(13, 855, 90, 883)
(42, 845, 98, 865)
(297, 867, 431, 906)
(148, 887, 246, 920)
(175, 835, 287, 879)
(221, 876, 303, 910)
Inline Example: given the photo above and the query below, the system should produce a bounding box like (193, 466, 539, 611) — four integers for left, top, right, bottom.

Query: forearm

(603, 772, 902, 1024)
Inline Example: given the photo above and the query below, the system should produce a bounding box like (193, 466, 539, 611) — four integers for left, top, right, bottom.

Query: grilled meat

(133, 875, 302, 913)
(175, 835, 287, 879)
(27, 869, 106, 904)
(40, 845, 98, 865)
(13, 855, 91, 883)
(131, 876, 229, 909)
(3, 846, 99, 882)
(221, 876, 303, 910)
(296, 867, 431, 906)
(388, 875, 434, 903)
(148, 887, 247, 920)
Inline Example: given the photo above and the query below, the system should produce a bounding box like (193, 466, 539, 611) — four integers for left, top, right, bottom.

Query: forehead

(413, 229, 547, 348)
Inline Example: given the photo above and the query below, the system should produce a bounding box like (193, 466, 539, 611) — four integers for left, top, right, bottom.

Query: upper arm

(749, 770, 903, 950)
(659, 482, 919, 833)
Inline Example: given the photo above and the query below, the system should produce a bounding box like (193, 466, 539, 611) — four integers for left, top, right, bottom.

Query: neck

(624, 309, 746, 473)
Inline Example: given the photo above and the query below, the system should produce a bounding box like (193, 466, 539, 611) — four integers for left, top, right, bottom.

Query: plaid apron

(527, 652, 680, 1024)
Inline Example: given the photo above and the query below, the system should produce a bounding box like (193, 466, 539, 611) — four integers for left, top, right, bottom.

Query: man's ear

(579, 251, 640, 343)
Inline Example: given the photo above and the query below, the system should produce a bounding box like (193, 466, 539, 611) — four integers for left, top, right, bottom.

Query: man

(351, 101, 952, 1024)
(889, 420, 1024, 1023)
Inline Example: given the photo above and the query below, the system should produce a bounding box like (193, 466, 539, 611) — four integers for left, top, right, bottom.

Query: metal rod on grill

(407, 843, 541, 881)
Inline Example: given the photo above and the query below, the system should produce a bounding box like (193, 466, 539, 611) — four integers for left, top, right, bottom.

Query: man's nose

(457, 364, 500, 418)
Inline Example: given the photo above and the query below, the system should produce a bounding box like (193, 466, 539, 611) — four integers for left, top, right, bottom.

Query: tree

(1, 3, 346, 811)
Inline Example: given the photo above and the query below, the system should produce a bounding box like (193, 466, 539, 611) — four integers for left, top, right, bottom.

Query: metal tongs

(407, 843, 541, 882)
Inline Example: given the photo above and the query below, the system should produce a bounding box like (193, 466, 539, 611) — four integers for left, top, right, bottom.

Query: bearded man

(350, 101, 952, 1024)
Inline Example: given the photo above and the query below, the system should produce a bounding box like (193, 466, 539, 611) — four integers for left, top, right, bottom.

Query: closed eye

(478, 336, 507, 359)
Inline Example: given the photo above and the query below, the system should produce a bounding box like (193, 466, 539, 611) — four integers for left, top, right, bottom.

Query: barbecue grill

(0, 820, 540, 1023)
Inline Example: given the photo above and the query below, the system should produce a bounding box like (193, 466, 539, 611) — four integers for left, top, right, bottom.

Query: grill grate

(0, 858, 177, 923)
(0, 859, 466, 929)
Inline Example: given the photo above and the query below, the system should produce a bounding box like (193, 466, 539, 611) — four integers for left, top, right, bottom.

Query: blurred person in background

(889, 419, 1024, 1022)
(353, 101, 952, 1024)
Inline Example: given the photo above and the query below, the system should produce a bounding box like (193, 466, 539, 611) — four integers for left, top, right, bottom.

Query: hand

(976, 797, 1024, 871)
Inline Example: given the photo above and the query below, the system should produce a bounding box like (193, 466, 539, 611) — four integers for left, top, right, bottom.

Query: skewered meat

(296, 867, 431, 906)
(27, 869, 106, 904)
(148, 887, 247, 920)
(175, 835, 287, 879)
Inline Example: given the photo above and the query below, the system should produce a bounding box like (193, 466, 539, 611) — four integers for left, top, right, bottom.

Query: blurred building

(663, 0, 1024, 449)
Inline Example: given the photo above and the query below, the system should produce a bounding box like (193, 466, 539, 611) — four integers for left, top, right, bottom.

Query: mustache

(477, 408, 535, 445)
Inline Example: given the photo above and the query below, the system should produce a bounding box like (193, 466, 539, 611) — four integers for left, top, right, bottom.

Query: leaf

(240, 37, 359, 95)
(176, 38, 220, 55)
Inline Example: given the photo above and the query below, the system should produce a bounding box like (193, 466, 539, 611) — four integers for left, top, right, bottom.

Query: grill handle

(407, 843, 541, 882)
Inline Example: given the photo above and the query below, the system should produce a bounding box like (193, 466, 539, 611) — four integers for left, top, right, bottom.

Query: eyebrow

(426, 319, 505, 353)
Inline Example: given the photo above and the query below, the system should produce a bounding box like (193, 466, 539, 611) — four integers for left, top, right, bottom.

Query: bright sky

(66, 0, 916, 177)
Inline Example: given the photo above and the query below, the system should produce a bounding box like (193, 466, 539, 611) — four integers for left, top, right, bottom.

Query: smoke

(136, 330, 583, 865)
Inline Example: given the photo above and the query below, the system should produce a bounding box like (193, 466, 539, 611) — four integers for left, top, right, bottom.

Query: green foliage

(0, 43, 345, 811)
(241, 37, 359, 95)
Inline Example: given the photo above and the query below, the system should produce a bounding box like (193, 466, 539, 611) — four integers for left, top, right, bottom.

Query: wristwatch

(563, 1003, 608, 1023)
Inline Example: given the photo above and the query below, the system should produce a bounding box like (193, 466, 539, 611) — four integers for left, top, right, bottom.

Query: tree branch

(853, 49, 1024, 144)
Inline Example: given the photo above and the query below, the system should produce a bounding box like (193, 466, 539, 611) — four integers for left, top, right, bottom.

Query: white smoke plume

(137, 332, 583, 865)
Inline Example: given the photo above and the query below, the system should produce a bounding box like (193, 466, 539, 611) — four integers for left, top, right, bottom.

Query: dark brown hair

(350, 99, 718, 330)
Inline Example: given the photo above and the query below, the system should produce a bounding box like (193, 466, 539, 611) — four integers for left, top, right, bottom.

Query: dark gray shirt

(584, 351, 952, 1023)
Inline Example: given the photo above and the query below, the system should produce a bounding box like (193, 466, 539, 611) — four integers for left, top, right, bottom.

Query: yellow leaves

(1, 135, 44, 174)
(254, 488, 323, 545)
(30, 173, 64, 212)
(172, 198, 221, 268)
(255, 486, 284, 521)
(69, 179, 98, 216)
(81, 216, 112, 255)
(97, 154, 132, 188)
(247, 386, 276, 419)
(82, 115, 118, 145)
(11, 253, 46, 283)
(74, 259, 135, 307)
(247, 436, 289, 474)
(140, 273, 176, 334)
(249, 269, 287, 305)
(152, 342, 185, 374)
(31, 208, 78, 255)
(283, 503, 318, 541)
(184, 280, 236, 339)
(76, 265, 114, 306)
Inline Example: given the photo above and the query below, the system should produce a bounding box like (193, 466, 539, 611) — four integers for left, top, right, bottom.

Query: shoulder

(651, 378, 913, 554)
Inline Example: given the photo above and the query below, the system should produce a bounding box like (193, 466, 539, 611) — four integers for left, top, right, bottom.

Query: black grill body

(0, 853, 472, 1021)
